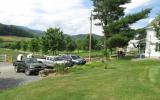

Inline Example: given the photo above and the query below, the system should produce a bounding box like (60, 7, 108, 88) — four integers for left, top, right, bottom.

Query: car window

(46, 57, 50, 60)
(71, 56, 80, 60)
(26, 59, 38, 63)
(54, 57, 63, 61)
(63, 56, 71, 60)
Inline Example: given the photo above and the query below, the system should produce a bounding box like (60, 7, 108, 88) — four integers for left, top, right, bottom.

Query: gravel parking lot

(0, 62, 41, 90)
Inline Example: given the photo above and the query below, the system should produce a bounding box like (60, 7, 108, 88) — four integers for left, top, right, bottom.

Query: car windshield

(26, 59, 38, 63)
(62, 56, 71, 60)
(54, 57, 63, 61)
(71, 55, 80, 60)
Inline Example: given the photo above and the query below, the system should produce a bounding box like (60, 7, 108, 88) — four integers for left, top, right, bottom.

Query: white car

(43, 56, 73, 67)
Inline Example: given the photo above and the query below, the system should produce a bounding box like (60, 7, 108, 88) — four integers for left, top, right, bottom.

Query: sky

(0, 0, 159, 36)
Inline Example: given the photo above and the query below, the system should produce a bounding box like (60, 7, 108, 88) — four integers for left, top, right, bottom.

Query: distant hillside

(0, 23, 102, 40)
(0, 23, 43, 37)
(19, 26, 44, 36)
(71, 34, 102, 40)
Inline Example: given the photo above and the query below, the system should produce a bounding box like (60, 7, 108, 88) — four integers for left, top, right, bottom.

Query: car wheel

(25, 69, 31, 76)
(14, 66, 20, 73)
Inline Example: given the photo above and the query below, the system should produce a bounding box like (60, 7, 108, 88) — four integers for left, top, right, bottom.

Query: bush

(54, 64, 66, 74)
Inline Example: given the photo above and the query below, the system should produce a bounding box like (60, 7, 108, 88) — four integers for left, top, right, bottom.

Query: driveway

(0, 62, 41, 90)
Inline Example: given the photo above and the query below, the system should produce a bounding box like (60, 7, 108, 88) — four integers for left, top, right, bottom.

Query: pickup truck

(37, 56, 74, 67)
(13, 58, 46, 75)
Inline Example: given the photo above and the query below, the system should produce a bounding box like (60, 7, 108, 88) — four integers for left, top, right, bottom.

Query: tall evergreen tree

(150, 14, 160, 37)
(92, 0, 130, 50)
(92, 0, 151, 51)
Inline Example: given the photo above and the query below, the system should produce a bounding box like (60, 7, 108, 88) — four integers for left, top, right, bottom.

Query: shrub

(54, 64, 66, 74)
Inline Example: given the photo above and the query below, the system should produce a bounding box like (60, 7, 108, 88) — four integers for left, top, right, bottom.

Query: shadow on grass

(0, 78, 23, 90)
(106, 67, 117, 69)
(119, 56, 135, 60)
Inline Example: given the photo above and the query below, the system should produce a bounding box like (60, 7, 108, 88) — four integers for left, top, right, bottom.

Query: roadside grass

(1, 59, 160, 100)
(0, 48, 27, 62)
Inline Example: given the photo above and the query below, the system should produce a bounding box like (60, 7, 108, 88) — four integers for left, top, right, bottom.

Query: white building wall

(145, 27, 160, 58)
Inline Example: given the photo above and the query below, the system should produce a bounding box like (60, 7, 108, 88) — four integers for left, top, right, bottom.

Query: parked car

(13, 58, 46, 75)
(37, 56, 74, 67)
(61, 55, 86, 65)
(37, 57, 46, 63)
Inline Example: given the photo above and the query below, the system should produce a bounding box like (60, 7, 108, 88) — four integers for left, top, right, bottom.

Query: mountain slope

(68, 34, 102, 40)
(0, 23, 43, 37)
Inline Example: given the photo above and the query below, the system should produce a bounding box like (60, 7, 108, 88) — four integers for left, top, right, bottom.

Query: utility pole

(89, 10, 93, 62)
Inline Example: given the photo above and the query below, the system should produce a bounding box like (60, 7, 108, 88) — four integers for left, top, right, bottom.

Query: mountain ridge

(0, 23, 102, 40)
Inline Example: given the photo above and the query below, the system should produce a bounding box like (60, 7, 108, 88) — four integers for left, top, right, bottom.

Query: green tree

(21, 41, 28, 51)
(76, 39, 84, 53)
(40, 36, 49, 54)
(43, 28, 65, 54)
(135, 28, 146, 40)
(83, 35, 98, 50)
(92, 0, 130, 50)
(65, 36, 76, 52)
(0, 38, 3, 43)
(107, 34, 128, 48)
(150, 14, 160, 37)
(92, 0, 151, 51)
(29, 38, 40, 52)
(15, 41, 21, 50)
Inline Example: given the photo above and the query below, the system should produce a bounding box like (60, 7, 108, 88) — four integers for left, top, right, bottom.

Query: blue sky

(0, 0, 159, 35)
(124, 0, 160, 29)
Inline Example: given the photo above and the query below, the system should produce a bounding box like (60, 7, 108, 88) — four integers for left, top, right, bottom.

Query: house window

(156, 42, 160, 52)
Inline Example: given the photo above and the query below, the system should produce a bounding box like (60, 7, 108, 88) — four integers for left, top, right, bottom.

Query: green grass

(0, 48, 27, 61)
(59, 50, 103, 58)
(0, 36, 31, 42)
(1, 59, 160, 100)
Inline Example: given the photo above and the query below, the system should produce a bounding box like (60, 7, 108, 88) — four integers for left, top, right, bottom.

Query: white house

(127, 26, 160, 58)
(145, 27, 160, 58)
(126, 40, 139, 52)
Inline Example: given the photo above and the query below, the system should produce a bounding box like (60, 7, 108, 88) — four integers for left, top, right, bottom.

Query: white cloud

(148, 18, 155, 23)
(130, 18, 155, 29)
(0, 0, 103, 35)
(123, 0, 151, 13)
(0, 0, 154, 35)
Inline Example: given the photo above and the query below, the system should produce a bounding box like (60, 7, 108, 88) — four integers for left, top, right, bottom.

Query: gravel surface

(0, 62, 41, 90)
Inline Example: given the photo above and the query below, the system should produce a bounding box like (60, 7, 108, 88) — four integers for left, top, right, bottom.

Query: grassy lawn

(1, 59, 160, 100)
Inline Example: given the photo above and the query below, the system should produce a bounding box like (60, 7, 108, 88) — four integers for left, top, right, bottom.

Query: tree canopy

(92, 0, 151, 49)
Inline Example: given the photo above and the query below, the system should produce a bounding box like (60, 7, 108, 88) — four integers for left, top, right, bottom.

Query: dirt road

(0, 62, 41, 90)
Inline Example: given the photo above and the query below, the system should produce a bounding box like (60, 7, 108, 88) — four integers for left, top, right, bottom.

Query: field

(0, 49, 28, 62)
(59, 50, 103, 58)
(1, 59, 160, 100)
(0, 36, 31, 42)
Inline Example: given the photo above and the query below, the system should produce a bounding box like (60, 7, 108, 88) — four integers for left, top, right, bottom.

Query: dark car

(13, 58, 46, 75)
(61, 55, 86, 65)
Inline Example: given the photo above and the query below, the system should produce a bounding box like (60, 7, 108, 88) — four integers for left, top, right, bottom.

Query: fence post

(5, 55, 7, 62)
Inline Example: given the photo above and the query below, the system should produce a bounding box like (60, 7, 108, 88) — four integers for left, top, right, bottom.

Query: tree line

(1, 28, 103, 54)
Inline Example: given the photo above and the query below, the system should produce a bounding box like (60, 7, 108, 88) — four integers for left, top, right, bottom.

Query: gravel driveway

(0, 62, 41, 90)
